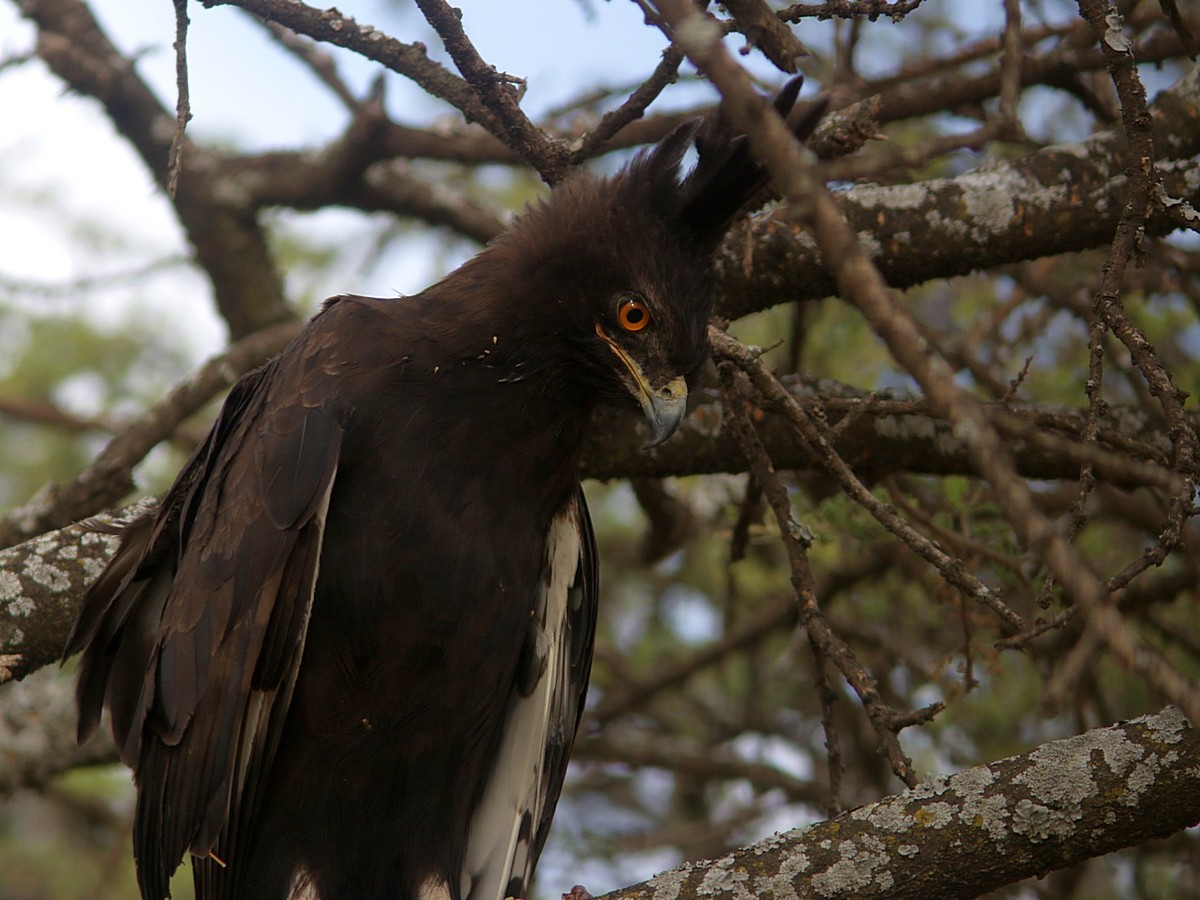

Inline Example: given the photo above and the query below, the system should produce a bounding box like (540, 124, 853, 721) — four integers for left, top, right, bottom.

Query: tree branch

(20, 0, 294, 338)
(656, 0, 1200, 722)
(598, 707, 1200, 900)
(0, 502, 150, 684)
(5, 376, 1196, 683)
(0, 322, 301, 552)
(204, 0, 502, 131)
(714, 62, 1200, 319)
(413, 0, 568, 182)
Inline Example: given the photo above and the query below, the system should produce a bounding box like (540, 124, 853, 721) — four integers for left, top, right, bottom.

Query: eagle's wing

(463, 486, 599, 900)
(65, 314, 346, 900)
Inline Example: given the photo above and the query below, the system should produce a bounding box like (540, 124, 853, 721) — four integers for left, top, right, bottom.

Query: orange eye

(617, 297, 651, 333)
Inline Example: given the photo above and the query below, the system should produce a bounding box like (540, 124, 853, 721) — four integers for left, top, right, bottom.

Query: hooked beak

(638, 376, 687, 448)
(595, 325, 688, 449)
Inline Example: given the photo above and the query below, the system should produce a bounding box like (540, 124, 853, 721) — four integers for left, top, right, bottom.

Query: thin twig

(998, 0, 1024, 132)
(807, 633, 845, 815)
(712, 329, 1026, 631)
(571, 45, 686, 163)
(168, 0, 192, 198)
(413, 0, 568, 182)
(255, 18, 359, 110)
(649, 0, 1200, 724)
(719, 363, 934, 787)
(1039, 0, 1200, 710)
(208, 0, 501, 132)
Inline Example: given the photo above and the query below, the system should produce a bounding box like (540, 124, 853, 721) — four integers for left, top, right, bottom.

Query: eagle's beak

(639, 376, 687, 448)
(594, 324, 688, 448)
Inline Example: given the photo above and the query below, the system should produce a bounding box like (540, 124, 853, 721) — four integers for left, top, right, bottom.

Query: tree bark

(1, 383, 1189, 683)
(597, 707, 1200, 900)
(4, 681, 1195, 900)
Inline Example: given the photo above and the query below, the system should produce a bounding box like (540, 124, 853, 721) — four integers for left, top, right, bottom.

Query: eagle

(64, 82, 822, 900)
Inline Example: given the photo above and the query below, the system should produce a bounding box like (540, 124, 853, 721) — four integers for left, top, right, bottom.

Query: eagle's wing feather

(464, 486, 598, 900)
(66, 312, 347, 900)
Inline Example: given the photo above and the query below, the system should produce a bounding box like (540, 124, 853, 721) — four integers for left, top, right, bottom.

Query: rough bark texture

(599, 707, 1200, 900)
(0, 504, 148, 684)
(714, 63, 1200, 320)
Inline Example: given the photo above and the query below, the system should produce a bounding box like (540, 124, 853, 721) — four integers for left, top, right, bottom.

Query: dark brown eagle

(64, 83, 822, 900)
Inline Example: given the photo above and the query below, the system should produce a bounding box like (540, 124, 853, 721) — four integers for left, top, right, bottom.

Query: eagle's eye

(617, 296, 651, 333)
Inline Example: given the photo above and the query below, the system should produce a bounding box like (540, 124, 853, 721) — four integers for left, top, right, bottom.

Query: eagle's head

(470, 79, 823, 447)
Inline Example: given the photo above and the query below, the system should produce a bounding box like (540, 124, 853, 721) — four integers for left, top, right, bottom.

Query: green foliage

(0, 298, 197, 507)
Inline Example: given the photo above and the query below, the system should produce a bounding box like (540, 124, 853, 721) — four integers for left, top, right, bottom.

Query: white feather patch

(462, 498, 583, 900)
(419, 875, 454, 900)
(287, 867, 320, 900)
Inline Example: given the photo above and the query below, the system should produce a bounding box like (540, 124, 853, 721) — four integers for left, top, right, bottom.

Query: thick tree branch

(214, 79, 1200, 302)
(6, 688, 1195, 900)
(585, 381, 1186, 485)
(0, 503, 149, 684)
(598, 707, 1200, 900)
(715, 62, 1200, 319)
(4, 382, 1192, 682)
(20, 0, 293, 338)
